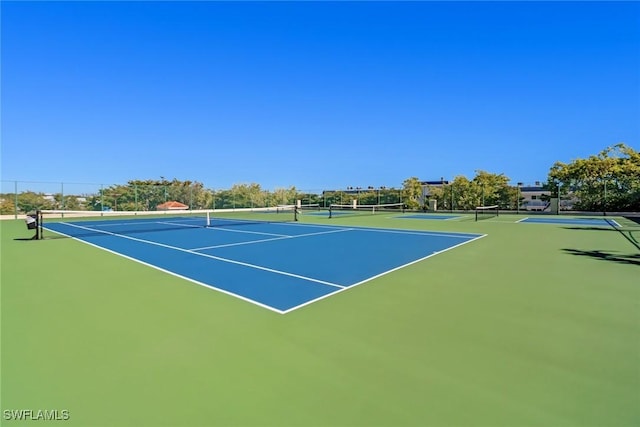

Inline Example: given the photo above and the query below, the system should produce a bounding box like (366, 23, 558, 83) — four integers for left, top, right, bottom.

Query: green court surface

(1, 213, 639, 426)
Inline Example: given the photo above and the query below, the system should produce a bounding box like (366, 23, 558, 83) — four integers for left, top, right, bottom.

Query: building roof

(157, 201, 189, 210)
(420, 180, 450, 185)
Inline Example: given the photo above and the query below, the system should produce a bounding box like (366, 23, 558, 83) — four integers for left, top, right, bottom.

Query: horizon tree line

(2, 144, 638, 214)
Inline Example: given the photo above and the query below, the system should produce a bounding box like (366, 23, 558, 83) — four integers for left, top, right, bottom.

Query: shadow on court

(562, 226, 613, 231)
(562, 248, 640, 267)
(562, 226, 640, 251)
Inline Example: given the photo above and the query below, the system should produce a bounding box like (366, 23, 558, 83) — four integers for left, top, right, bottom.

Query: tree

(322, 190, 347, 207)
(548, 143, 640, 211)
(17, 192, 54, 213)
(402, 177, 423, 210)
(92, 178, 215, 211)
(0, 197, 16, 215)
(472, 171, 516, 209)
(270, 186, 298, 206)
(425, 172, 517, 211)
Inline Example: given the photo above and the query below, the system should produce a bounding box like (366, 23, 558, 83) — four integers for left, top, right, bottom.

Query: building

(518, 185, 551, 211)
(419, 180, 449, 205)
(157, 201, 189, 210)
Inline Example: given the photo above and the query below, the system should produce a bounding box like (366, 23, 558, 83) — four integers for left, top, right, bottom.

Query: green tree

(0, 196, 16, 215)
(322, 190, 347, 206)
(451, 176, 481, 210)
(212, 189, 233, 209)
(97, 178, 214, 211)
(299, 192, 321, 206)
(548, 143, 640, 211)
(17, 192, 54, 213)
(472, 171, 516, 209)
(426, 173, 517, 211)
(270, 186, 298, 206)
(402, 177, 423, 210)
(228, 183, 268, 208)
(378, 187, 401, 204)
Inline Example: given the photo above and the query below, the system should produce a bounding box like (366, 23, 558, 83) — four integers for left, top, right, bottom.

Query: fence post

(14, 181, 18, 219)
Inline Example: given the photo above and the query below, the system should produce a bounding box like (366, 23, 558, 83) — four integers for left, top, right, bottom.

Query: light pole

(603, 175, 609, 216)
(112, 193, 120, 211)
(553, 179, 561, 215)
(517, 182, 523, 214)
(450, 181, 454, 213)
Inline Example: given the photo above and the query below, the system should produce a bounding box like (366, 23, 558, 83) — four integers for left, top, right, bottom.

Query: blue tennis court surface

(519, 217, 620, 227)
(44, 219, 484, 313)
(397, 214, 461, 220)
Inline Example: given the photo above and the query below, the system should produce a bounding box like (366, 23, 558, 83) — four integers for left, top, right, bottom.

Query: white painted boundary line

(42, 227, 288, 314)
(207, 227, 288, 237)
(281, 233, 488, 314)
(264, 220, 484, 238)
(88, 219, 289, 237)
(54, 222, 345, 290)
(352, 227, 478, 239)
(88, 219, 204, 228)
(189, 228, 353, 251)
(515, 217, 529, 223)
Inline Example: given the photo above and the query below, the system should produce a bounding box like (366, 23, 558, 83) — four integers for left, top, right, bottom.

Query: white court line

(515, 217, 529, 223)
(157, 221, 203, 229)
(281, 233, 488, 314)
(352, 227, 478, 239)
(43, 226, 288, 314)
(284, 220, 483, 239)
(189, 228, 354, 251)
(207, 226, 289, 237)
(609, 219, 622, 228)
(88, 219, 204, 228)
(55, 222, 345, 289)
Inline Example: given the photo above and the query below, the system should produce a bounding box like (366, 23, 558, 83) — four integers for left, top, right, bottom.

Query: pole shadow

(562, 248, 640, 267)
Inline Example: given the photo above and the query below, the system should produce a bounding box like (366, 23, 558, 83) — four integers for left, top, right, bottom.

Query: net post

(37, 210, 42, 240)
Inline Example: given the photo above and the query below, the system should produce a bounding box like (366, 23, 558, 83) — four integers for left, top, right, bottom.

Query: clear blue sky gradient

(2, 1, 639, 192)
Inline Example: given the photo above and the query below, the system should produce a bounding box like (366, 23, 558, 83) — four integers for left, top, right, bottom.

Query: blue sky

(2, 1, 639, 193)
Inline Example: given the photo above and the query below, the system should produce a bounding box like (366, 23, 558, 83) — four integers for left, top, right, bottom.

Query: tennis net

(207, 206, 297, 227)
(475, 205, 499, 221)
(39, 206, 298, 238)
(329, 203, 404, 219)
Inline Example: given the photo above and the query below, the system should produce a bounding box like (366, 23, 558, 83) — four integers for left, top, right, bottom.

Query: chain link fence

(2, 179, 636, 218)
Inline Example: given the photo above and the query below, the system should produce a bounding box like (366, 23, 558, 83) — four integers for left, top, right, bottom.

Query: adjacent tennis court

(518, 217, 621, 227)
(42, 211, 483, 313)
(396, 213, 461, 220)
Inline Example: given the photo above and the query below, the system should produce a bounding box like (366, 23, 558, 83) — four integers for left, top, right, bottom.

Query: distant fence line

(0, 180, 406, 218)
(2, 179, 637, 219)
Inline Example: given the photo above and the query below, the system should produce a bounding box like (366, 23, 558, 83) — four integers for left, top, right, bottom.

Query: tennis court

(42, 211, 484, 313)
(519, 217, 621, 227)
(2, 210, 638, 426)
